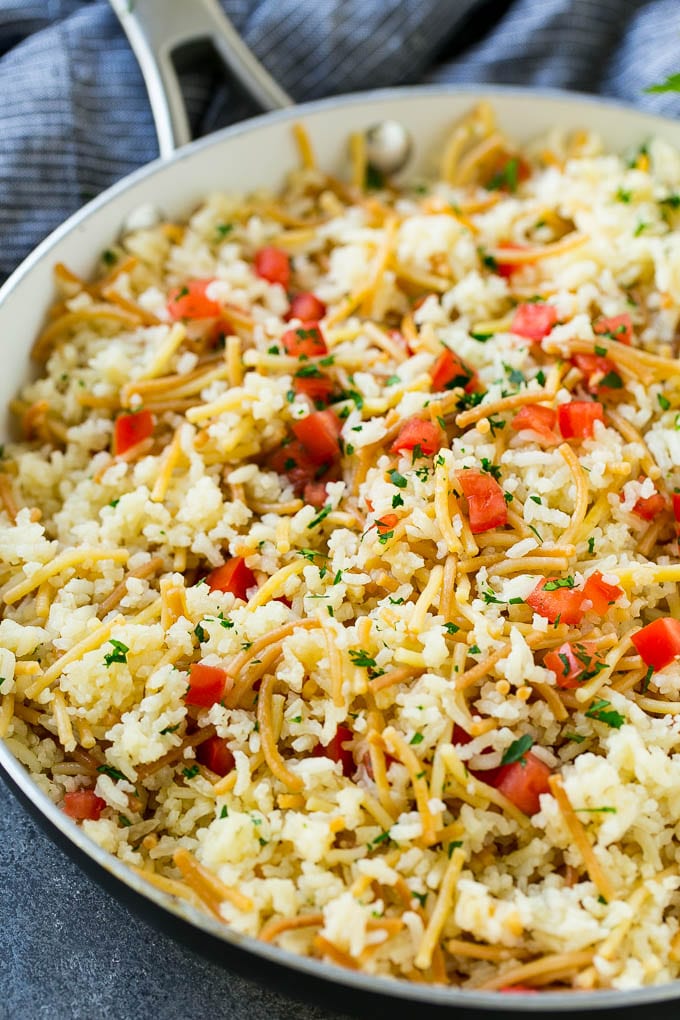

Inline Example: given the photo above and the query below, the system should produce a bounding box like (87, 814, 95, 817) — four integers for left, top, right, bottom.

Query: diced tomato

(544, 641, 599, 689)
(511, 303, 558, 342)
(631, 617, 680, 672)
(571, 353, 621, 393)
(292, 409, 342, 465)
(557, 400, 604, 440)
(631, 485, 667, 521)
(582, 571, 623, 616)
(254, 246, 291, 287)
(376, 513, 399, 536)
(205, 556, 256, 600)
(313, 724, 354, 777)
(281, 322, 328, 358)
(167, 278, 221, 320)
(63, 789, 106, 821)
(492, 752, 551, 816)
(287, 292, 327, 322)
(511, 405, 560, 446)
(269, 438, 318, 494)
(391, 417, 445, 458)
(196, 735, 235, 776)
(112, 410, 154, 456)
(457, 470, 508, 534)
(526, 577, 585, 626)
(303, 480, 328, 509)
(293, 372, 335, 406)
(673, 493, 680, 522)
(430, 348, 478, 393)
(594, 313, 633, 346)
(185, 663, 229, 708)
(494, 242, 526, 278)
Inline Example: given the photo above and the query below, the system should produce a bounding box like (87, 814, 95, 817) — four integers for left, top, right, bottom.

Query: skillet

(2, 0, 680, 1012)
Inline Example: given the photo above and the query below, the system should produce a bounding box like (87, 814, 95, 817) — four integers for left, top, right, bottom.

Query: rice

(1, 104, 680, 992)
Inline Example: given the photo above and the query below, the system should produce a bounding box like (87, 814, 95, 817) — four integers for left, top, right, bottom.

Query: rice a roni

(3, 102, 680, 992)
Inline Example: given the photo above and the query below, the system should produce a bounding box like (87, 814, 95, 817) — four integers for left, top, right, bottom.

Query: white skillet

(1, 0, 680, 1011)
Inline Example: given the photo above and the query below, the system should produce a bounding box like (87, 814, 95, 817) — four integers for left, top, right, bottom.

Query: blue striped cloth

(1, 0, 679, 281)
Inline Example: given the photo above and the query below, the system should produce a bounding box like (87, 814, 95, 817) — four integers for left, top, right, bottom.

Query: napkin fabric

(0, 0, 679, 281)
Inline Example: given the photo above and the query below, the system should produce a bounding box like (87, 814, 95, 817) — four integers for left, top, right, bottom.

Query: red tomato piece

(631, 617, 680, 672)
(557, 400, 604, 440)
(281, 322, 328, 358)
(112, 410, 154, 457)
(544, 641, 599, 689)
(185, 663, 229, 708)
(205, 556, 256, 600)
(494, 242, 526, 278)
(391, 417, 445, 458)
(63, 789, 106, 821)
(571, 353, 620, 393)
(631, 487, 667, 521)
(510, 303, 558, 342)
(582, 571, 623, 615)
(292, 409, 342, 465)
(303, 480, 328, 509)
(492, 753, 551, 816)
(457, 470, 508, 534)
(376, 513, 399, 536)
(526, 577, 585, 626)
(268, 439, 318, 495)
(167, 278, 221, 320)
(293, 372, 335, 406)
(287, 292, 327, 322)
(254, 246, 291, 287)
(594, 313, 633, 346)
(673, 493, 680, 522)
(430, 348, 478, 393)
(511, 405, 560, 446)
(196, 736, 235, 776)
(313, 724, 354, 777)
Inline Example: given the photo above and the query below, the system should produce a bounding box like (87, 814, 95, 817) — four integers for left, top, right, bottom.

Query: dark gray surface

(0, 782, 353, 1020)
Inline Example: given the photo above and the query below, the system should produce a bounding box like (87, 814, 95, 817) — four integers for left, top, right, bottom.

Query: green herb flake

(370, 830, 391, 848)
(658, 393, 671, 411)
(444, 622, 459, 634)
(600, 370, 623, 389)
(468, 644, 481, 656)
(565, 732, 586, 744)
(575, 806, 617, 814)
(389, 469, 408, 488)
(392, 492, 404, 509)
(182, 765, 200, 779)
(585, 699, 625, 729)
(194, 622, 207, 643)
(587, 536, 596, 554)
(645, 73, 680, 94)
(220, 805, 229, 819)
(307, 504, 333, 529)
(594, 344, 608, 357)
(486, 157, 519, 193)
(102, 248, 118, 266)
(103, 639, 129, 667)
(118, 814, 132, 827)
(409, 732, 424, 745)
(543, 576, 575, 591)
(215, 222, 233, 238)
(500, 734, 534, 767)
(633, 222, 648, 237)
(447, 840, 463, 858)
(349, 648, 377, 669)
(97, 764, 126, 781)
(365, 163, 385, 191)
(160, 723, 180, 735)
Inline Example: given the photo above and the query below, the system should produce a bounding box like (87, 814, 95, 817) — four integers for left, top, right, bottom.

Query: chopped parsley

(565, 732, 586, 744)
(447, 840, 463, 858)
(388, 469, 408, 488)
(444, 622, 459, 634)
(485, 157, 519, 193)
(480, 458, 501, 481)
(182, 765, 200, 779)
(658, 393, 671, 411)
(349, 649, 377, 669)
(97, 764, 126, 781)
(118, 814, 132, 827)
(307, 504, 333, 529)
(409, 732, 424, 745)
(101, 248, 118, 266)
(615, 188, 632, 203)
(500, 734, 534, 767)
(584, 699, 625, 729)
(575, 806, 617, 814)
(587, 536, 596, 555)
(544, 576, 575, 591)
(600, 370, 623, 389)
(194, 622, 207, 643)
(103, 639, 129, 667)
(160, 724, 180, 735)
(220, 805, 229, 819)
(215, 222, 233, 238)
(645, 73, 680, 94)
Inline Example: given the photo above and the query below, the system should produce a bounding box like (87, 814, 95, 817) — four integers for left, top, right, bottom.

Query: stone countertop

(4, 776, 680, 1020)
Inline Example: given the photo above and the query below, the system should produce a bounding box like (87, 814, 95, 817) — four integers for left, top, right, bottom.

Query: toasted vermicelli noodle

(3, 105, 680, 992)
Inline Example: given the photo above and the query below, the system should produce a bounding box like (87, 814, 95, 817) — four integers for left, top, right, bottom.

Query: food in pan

(2, 103, 680, 991)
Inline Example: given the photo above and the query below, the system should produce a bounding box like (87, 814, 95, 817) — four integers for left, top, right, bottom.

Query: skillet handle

(108, 0, 293, 159)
